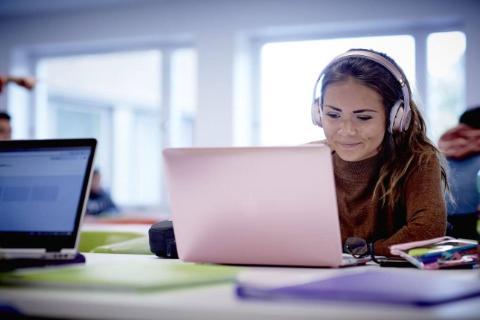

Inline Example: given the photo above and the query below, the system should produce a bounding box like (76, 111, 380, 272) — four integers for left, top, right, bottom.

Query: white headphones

(311, 50, 412, 133)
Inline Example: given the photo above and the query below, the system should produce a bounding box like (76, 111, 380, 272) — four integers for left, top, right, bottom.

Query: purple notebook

(236, 269, 480, 307)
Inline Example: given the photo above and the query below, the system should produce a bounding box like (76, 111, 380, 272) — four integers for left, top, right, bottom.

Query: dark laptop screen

(0, 139, 96, 250)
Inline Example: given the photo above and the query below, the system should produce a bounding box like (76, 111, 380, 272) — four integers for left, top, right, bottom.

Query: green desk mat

(0, 259, 240, 293)
(79, 231, 151, 255)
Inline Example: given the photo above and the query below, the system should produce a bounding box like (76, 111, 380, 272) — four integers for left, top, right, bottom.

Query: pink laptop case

(163, 145, 343, 267)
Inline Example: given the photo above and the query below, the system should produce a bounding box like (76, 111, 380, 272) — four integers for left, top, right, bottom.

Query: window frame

(47, 93, 114, 183)
(21, 39, 194, 211)
(249, 22, 465, 145)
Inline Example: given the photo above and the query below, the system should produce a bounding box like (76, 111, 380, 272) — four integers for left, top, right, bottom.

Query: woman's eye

(326, 113, 340, 119)
(357, 115, 372, 121)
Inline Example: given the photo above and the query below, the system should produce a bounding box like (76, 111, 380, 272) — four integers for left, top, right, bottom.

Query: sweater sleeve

(373, 155, 447, 256)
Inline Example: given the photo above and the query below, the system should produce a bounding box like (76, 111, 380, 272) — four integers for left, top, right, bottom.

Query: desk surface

(1, 253, 479, 320)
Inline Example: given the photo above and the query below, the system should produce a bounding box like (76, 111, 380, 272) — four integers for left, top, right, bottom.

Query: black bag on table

(148, 220, 178, 259)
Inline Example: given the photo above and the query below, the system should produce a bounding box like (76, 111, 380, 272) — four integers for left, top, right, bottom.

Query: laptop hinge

(43, 249, 78, 259)
(0, 248, 78, 260)
(0, 248, 47, 259)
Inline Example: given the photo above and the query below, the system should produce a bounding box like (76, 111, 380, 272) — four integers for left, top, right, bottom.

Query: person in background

(310, 49, 448, 257)
(439, 106, 480, 239)
(86, 168, 119, 216)
(0, 75, 35, 141)
(0, 76, 35, 93)
(0, 111, 12, 140)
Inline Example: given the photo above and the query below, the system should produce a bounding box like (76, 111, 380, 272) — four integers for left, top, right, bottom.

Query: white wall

(0, 0, 479, 146)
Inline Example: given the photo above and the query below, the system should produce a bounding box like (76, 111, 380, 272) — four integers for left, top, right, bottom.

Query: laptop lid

(0, 139, 96, 258)
(163, 145, 345, 267)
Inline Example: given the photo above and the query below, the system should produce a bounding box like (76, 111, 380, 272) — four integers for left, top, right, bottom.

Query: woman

(311, 49, 448, 257)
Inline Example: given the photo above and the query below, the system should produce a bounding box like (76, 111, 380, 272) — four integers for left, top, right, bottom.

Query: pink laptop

(163, 145, 365, 267)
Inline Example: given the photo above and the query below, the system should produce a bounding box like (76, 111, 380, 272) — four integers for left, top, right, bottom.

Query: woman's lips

(337, 142, 362, 149)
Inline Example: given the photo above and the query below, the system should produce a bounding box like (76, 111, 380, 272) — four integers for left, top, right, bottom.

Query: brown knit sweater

(332, 152, 447, 257)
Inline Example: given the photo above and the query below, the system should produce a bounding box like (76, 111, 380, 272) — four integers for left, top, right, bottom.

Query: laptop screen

(0, 139, 96, 250)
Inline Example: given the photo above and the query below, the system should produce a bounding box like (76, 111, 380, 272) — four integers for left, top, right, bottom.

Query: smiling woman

(322, 79, 386, 162)
(310, 49, 449, 257)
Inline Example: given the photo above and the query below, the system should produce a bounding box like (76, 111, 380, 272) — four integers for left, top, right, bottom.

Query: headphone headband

(312, 49, 412, 132)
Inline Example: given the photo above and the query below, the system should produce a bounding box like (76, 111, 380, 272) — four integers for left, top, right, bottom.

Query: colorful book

(389, 236, 479, 269)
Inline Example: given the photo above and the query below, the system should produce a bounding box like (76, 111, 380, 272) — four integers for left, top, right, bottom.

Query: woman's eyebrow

(324, 105, 341, 111)
(353, 109, 379, 114)
(324, 105, 378, 113)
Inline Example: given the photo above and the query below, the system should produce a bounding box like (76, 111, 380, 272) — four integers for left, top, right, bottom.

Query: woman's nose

(338, 119, 357, 135)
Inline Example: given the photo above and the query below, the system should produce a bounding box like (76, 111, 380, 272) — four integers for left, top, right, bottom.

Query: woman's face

(322, 78, 386, 162)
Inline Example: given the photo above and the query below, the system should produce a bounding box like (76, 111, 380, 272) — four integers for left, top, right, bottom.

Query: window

(36, 48, 197, 211)
(257, 30, 466, 147)
(259, 35, 415, 146)
(427, 31, 466, 143)
(170, 48, 198, 147)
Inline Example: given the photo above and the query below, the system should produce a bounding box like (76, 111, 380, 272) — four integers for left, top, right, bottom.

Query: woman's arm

(373, 155, 447, 256)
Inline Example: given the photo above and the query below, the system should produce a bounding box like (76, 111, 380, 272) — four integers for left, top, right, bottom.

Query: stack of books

(389, 236, 478, 269)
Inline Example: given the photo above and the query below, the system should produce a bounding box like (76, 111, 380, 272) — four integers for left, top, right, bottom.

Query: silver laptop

(163, 145, 368, 267)
(0, 139, 96, 260)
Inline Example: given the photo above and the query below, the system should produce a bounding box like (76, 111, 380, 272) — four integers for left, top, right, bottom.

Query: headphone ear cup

(311, 98, 323, 127)
(389, 100, 404, 133)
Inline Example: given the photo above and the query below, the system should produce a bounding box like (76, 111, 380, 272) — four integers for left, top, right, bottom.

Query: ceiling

(0, 0, 153, 19)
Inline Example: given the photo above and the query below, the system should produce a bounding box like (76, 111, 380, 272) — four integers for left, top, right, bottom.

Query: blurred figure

(439, 106, 480, 239)
(0, 75, 35, 141)
(0, 111, 12, 140)
(0, 75, 35, 93)
(86, 169, 118, 216)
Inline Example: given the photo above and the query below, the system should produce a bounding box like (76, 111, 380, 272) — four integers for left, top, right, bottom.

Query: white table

(1, 253, 479, 320)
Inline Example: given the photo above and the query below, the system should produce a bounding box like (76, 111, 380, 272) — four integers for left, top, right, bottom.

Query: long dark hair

(321, 49, 448, 211)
